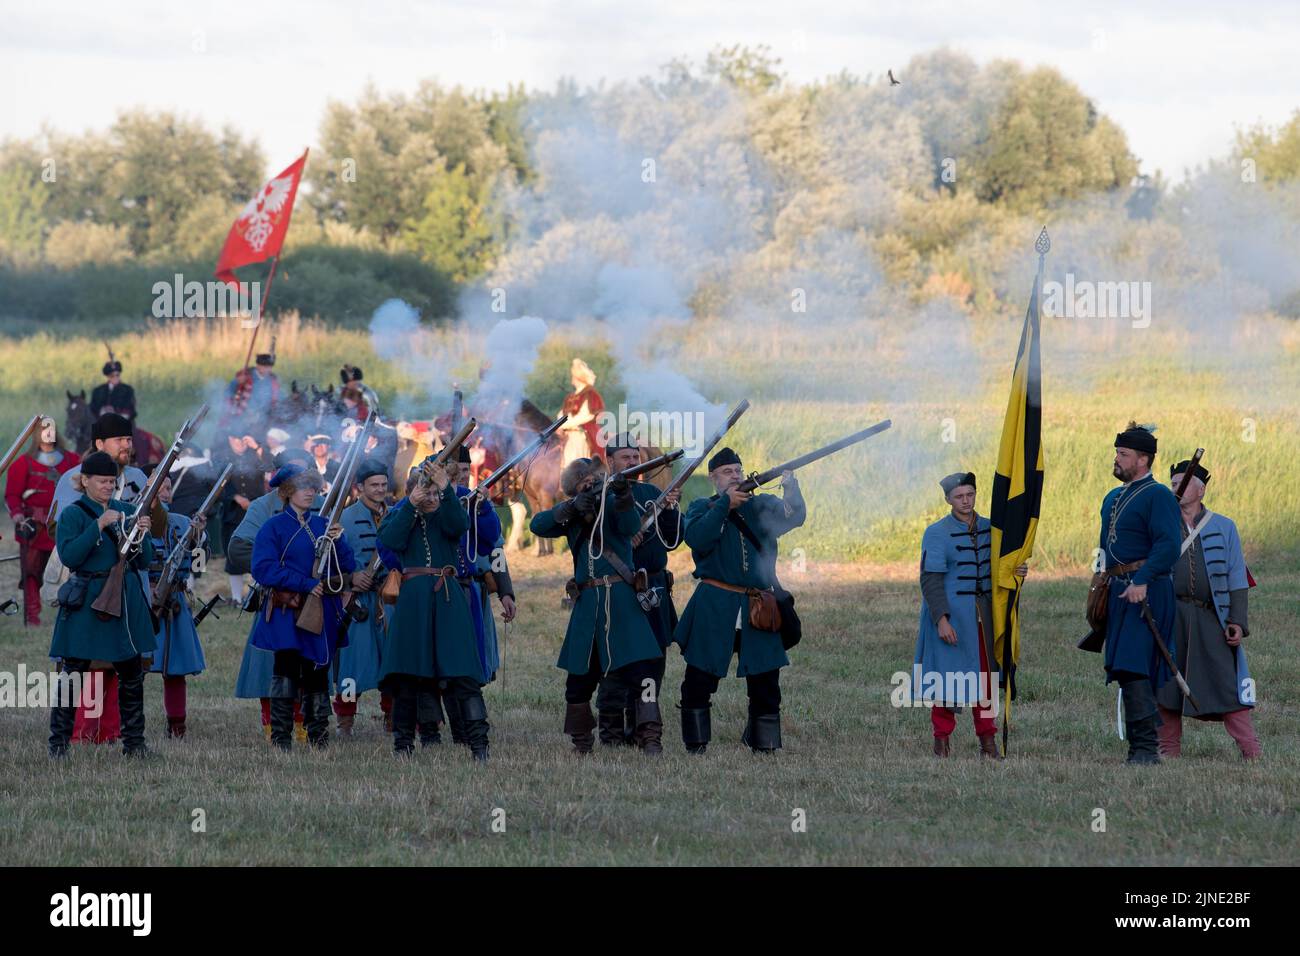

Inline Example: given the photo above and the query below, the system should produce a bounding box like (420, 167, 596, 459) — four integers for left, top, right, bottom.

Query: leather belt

(575, 575, 625, 592)
(702, 577, 766, 598)
(402, 565, 457, 599)
(1105, 559, 1145, 577)
(1177, 595, 1213, 610)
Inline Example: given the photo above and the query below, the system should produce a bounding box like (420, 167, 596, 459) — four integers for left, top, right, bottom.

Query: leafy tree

(0, 162, 48, 267)
(44, 221, 131, 268)
(402, 162, 496, 282)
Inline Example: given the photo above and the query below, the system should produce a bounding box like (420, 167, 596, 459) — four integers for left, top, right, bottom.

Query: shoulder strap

(1180, 509, 1214, 556)
(728, 510, 764, 553)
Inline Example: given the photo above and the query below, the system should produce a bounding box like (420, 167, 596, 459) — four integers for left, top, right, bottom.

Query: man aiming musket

(674, 419, 891, 754)
(594, 400, 751, 747)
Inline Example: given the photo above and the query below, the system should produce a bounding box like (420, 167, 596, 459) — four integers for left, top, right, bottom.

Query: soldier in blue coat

(914, 472, 1024, 758)
(673, 448, 805, 754)
(1155, 459, 1260, 759)
(232, 449, 316, 740)
(47, 451, 155, 758)
(596, 435, 683, 746)
(332, 459, 399, 737)
(250, 463, 356, 750)
(146, 473, 209, 739)
(531, 457, 665, 755)
(1097, 423, 1181, 764)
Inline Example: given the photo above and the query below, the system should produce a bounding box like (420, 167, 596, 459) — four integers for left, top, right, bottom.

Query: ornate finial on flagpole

(1035, 226, 1050, 258)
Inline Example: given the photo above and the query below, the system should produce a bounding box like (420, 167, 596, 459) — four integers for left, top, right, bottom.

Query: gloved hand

(610, 475, 634, 511)
(573, 487, 601, 520)
(552, 498, 580, 525)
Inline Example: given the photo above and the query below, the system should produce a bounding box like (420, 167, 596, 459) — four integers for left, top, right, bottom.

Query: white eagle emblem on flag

(238, 173, 296, 252)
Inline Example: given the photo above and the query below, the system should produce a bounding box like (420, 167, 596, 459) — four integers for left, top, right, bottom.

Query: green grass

(1, 552, 1296, 866)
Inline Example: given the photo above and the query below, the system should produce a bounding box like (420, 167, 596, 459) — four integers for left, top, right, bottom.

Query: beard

(1113, 462, 1136, 482)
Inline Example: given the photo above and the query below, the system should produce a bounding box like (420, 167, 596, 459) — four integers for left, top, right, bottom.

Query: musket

(414, 417, 478, 489)
(476, 415, 568, 494)
(91, 404, 209, 618)
(639, 399, 749, 533)
(1, 414, 44, 477)
(1140, 598, 1199, 710)
(296, 411, 376, 634)
(732, 419, 893, 494)
(151, 463, 233, 616)
(1174, 448, 1205, 501)
(614, 449, 684, 482)
(193, 594, 222, 627)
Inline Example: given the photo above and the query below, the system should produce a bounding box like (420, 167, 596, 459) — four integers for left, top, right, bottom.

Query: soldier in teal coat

(377, 459, 490, 760)
(47, 450, 156, 757)
(595, 435, 683, 746)
(673, 447, 805, 754)
(530, 457, 665, 755)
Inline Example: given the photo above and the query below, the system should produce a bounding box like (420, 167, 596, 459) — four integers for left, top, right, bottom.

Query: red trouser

(259, 697, 303, 726)
(1158, 705, 1262, 759)
(20, 543, 52, 626)
(73, 671, 120, 743)
(931, 618, 997, 739)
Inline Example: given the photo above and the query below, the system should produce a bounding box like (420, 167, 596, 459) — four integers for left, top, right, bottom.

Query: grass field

(1, 549, 1296, 866)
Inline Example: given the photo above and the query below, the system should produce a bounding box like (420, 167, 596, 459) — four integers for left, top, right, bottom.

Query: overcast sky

(2, 0, 1297, 182)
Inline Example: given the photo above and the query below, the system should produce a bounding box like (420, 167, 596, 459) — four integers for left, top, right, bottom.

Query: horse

(494, 399, 566, 556)
(64, 391, 95, 455)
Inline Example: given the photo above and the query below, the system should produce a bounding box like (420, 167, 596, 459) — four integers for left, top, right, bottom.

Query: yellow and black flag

(989, 228, 1048, 754)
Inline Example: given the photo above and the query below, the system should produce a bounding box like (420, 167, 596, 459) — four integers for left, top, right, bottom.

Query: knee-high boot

(1121, 679, 1160, 765)
(742, 713, 782, 754)
(392, 689, 418, 756)
(302, 690, 331, 749)
(268, 675, 298, 752)
(632, 699, 663, 756)
(460, 691, 490, 762)
(679, 705, 711, 755)
(417, 690, 443, 746)
(564, 701, 596, 755)
(118, 665, 148, 757)
(48, 667, 81, 758)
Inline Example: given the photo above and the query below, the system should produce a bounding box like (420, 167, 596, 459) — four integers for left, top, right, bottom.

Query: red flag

(215, 149, 308, 284)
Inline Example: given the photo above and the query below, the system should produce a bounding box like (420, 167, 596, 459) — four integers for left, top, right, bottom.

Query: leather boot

(166, 716, 187, 739)
(597, 710, 625, 746)
(1122, 679, 1161, 765)
(442, 690, 467, 746)
(268, 676, 297, 752)
(417, 691, 443, 747)
(392, 692, 418, 756)
(303, 691, 331, 749)
(978, 735, 1004, 760)
(632, 699, 663, 755)
(118, 667, 148, 757)
(335, 712, 355, 738)
(679, 705, 711, 754)
(564, 701, 596, 755)
(622, 706, 636, 746)
(933, 736, 951, 757)
(460, 692, 490, 762)
(48, 667, 80, 758)
(742, 713, 782, 753)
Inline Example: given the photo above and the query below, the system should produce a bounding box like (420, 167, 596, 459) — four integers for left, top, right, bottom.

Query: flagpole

(239, 255, 280, 373)
(1001, 226, 1050, 756)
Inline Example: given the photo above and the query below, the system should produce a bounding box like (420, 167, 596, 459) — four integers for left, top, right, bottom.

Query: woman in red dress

(4, 417, 80, 626)
(559, 358, 605, 467)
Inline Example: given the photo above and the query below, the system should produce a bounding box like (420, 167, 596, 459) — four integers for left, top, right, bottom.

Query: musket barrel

(737, 418, 891, 492)
(1, 414, 44, 477)
(615, 448, 684, 481)
(479, 415, 567, 492)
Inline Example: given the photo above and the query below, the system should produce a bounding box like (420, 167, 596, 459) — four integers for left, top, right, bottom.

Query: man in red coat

(4, 417, 80, 626)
